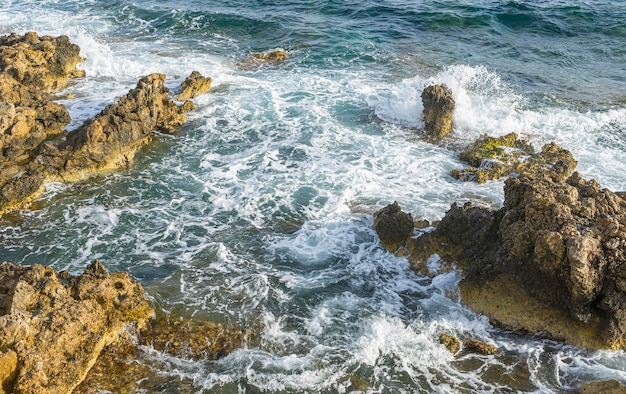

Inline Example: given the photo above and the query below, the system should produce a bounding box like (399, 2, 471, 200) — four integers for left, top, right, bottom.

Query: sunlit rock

(421, 84, 455, 140)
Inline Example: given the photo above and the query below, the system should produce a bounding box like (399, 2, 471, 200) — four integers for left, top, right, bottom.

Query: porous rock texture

(375, 147, 626, 350)
(451, 133, 577, 183)
(421, 84, 455, 140)
(0, 261, 153, 394)
(0, 32, 210, 215)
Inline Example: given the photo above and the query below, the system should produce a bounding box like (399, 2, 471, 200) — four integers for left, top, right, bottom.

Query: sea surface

(1, 0, 626, 392)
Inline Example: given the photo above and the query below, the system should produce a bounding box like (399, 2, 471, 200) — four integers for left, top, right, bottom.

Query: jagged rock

(439, 333, 460, 354)
(0, 32, 84, 91)
(376, 157, 626, 349)
(237, 50, 288, 70)
(462, 338, 498, 355)
(373, 201, 414, 252)
(0, 261, 153, 394)
(451, 134, 577, 183)
(176, 70, 212, 101)
(0, 33, 214, 215)
(253, 50, 288, 62)
(421, 84, 455, 140)
(77, 311, 252, 393)
(55, 73, 187, 178)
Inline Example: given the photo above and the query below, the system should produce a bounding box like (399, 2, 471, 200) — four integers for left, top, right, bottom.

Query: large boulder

(0, 261, 153, 394)
(377, 160, 626, 350)
(421, 84, 455, 140)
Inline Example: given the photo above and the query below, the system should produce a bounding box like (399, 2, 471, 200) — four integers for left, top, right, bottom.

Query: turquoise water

(1, 1, 626, 392)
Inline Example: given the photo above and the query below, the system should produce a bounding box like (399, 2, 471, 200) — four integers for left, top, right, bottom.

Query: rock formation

(451, 133, 577, 183)
(421, 84, 455, 140)
(375, 145, 626, 350)
(77, 312, 251, 393)
(0, 32, 85, 91)
(0, 261, 153, 394)
(0, 32, 211, 215)
(372, 201, 414, 252)
(176, 70, 212, 101)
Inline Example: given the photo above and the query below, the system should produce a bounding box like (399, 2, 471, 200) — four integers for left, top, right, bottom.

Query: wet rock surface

(375, 156, 626, 349)
(421, 84, 455, 140)
(451, 134, 577, 183)
(176, 70, 212, 101)
(0, 261, 153, 394)
(77, 312, 251, 393)
(0, 32, 211, 215)
(373, 201, 414, 253)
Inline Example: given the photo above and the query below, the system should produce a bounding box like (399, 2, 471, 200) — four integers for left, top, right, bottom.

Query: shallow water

(1, 0, 626, 392)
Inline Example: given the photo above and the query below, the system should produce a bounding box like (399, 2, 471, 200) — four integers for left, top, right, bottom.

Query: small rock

(373, 201, 414, 252)
(421, 84, 455, 140)
(176, 70, 212, 101)
(462, 338, 499, 355)
(439, 333, 461, 354)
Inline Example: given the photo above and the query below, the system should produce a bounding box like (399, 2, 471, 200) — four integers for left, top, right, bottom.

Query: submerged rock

(237, 49, 288, 70)
(253, 49, 288, 62)
(375, 161, 626, 350)
(421, 84, 455, 140)
(451, 133, 577, 183)
(0, 261, 153, 394)
(579, 380, 626, 394)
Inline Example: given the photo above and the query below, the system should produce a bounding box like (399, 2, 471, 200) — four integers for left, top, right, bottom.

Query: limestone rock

(56, 73, 186, 178)
(176, 70, 212, 101)
(579, 380, 626, 394)
(373, 201, 414, 252)
(421, 84, 455, 140)
(77, 312, 252, 393)
(439, 333, 460, 354)
(238, 50, 288, 70)
(451, 134, 576, 183)
(0, 32, 84, 91)
(0, 261, 153, 394)
(377, 160, 626, 350)
(253, 50, 288, 62)
(0, 350, 17, 394)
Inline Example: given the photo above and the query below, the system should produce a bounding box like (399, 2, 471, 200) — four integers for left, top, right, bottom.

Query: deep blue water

(1, 1, 626, 392)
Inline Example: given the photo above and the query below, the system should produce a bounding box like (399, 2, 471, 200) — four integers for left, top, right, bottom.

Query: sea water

(1, 0, 626, 392)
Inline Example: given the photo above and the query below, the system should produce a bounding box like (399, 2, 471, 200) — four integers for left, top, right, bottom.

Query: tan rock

(0, 261, 153, 394)
(176, 70, 212, 101)
(0, 350, 18, 394)
(579, 380, 626, 394)
(421, 84, 455, 140)
(55, 73, 186, 179)
(0, 32, 83, 91)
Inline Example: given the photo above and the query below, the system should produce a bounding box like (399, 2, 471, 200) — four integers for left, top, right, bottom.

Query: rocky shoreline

(375, 84, 626, 354)
(0, 32, 246, 393)
(2, 30, 626, 392)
